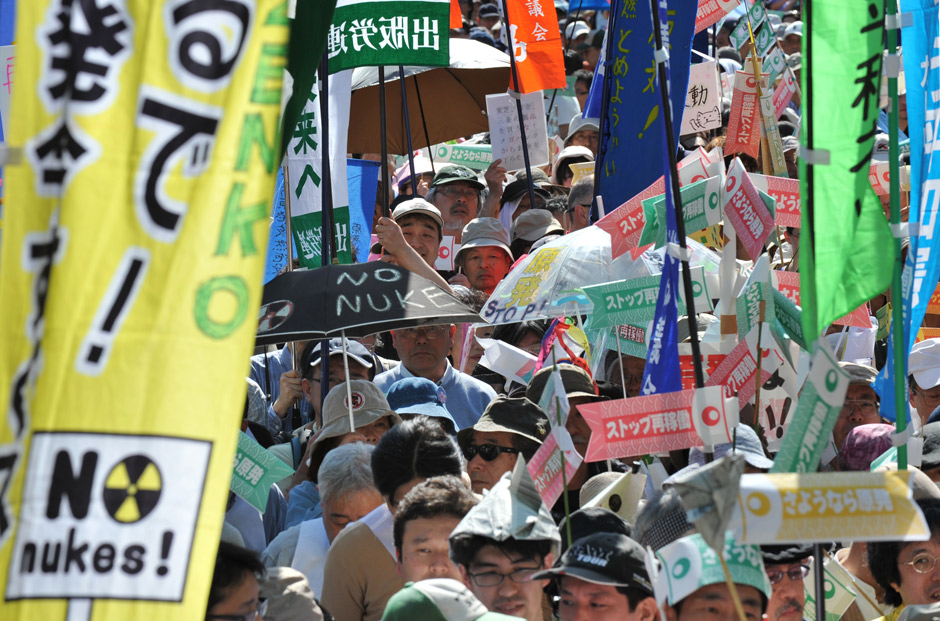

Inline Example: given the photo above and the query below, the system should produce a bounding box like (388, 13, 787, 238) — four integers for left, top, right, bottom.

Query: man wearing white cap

(450, 218, 513, 296)
(388, 198, 443, 267)
(910, 339, 940, 425)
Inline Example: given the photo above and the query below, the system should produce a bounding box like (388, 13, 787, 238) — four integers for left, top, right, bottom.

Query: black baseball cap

(430, 164, 485, 190)
(534, 532, 653, 594)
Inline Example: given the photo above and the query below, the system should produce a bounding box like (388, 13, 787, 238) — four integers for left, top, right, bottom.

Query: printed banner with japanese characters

(724, 157, 774, 260)
(680, 61, 722, 136)
(730, 471, 929, 544)
(505, 0, 566, 93)
(725, 71, 765, 160)
(326, 0, 451, 73)
(579, 386, 739, 460)
(527, 427, 582, 508)
(0, 1, 287, 618)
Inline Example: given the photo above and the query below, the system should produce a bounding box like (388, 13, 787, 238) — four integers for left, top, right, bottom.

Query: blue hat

(308, 338, 374, 371)
(386, 377, 458, 434)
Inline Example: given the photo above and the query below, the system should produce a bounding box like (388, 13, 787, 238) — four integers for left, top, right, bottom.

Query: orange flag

(451, 0, 463, 28)
(505, 0, 567, 93)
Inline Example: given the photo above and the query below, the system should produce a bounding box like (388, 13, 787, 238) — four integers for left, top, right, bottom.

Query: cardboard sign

(611, 323, 649, 358)
(650, 176, 724, 246)
(678, 343, 727, 390)
(695, 0, 739, 33)
(773, 67, 798, 120)
(584, 274, 664, 329)
(527, 427, 583, 508)
(597, 177, 665, 260)
(681, 61, 723, 136)
(771, 344, 849, 473)
(426, 142, 494, 171)
(730, 471, 930, 544)
(434, 235, 459, 271)
(486, 91, 550, 171)
(804, 559, 860, 621)
(729, 1, 767, 49)
(751, 173, 801, 228)
(579, 385, 739, 460)
(705, 323, 782, 405)
(726, 72, 765, 160)
(724, 158, 775, 260)
(231, 431, 295, 512)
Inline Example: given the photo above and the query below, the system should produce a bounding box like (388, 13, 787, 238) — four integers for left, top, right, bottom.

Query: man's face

(510, 192, 544, 222)
(832, 383, 881, 451)
(611, 355, 646, 398)
(321, 488, 384, 544)
(575, 79, 591, 109)
(782, 35, 801, 55)
(911, 379, 940, 425)
(764, 562, 808, 621)
(207, 572, 262, 619)
(460, 544, 553, 621)
(303, 359, 372, 422)
(891, 536, 940, 605)
(666, 583, 763, 621)
(568, 129, 599, 155)
(478, 14, 499, 30)
(391, 325, 455, 381)
(567, 397, 596, 459)
(466, 430, 520, 494)
(432, 181, 480, 230)
(398, 515, 464, 583)
(398, 214, 442, 267)
(583, 48, 600, 72)
(559, 576, 646, 621)
(461, 247, 511, 295)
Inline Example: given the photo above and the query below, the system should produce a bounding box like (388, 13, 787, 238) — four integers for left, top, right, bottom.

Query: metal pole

(399, 65, 418, 191)
(318, 53, 333, 418)
(379, 66, 391, 217)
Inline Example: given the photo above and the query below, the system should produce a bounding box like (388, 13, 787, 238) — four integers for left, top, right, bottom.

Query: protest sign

(579, 386, 739, 460)
(868, 160, 911, 196)
(486, 91, 550, 171)
(231, 432, 295, 512)
(695, 0, 738, 33)
(751, 173, 801, 228)
(527, 427, 583, 508)
(505, 0, 566, 93)
(730, 471, 929, 544)
(680, 61, 722, 136)
(705, 324, 782, 405)
(650, 176, 724, 246)
(763, 46, 787, 86)
(876, 303, 892, 340)
(724, 158, 774, 260)
(757, 69, 788, 178)
(1, 1, 287, 613)
(771, 344, 849, 473)
(584, 275, 662, 329)
(737, 281, 774, 339)
(753, 23, 775, 59)
(596, 177, 664, 259)
(771, 286, 808, 351)
(477, 337, 538, 388)
(804, 559, 859, 621)
(326, 0, 451, 73)
(568, 160, 594, 185)
(678, 343, 727, 390)
(582, 471, 648, 522)
(426, 142, 493, 171)
(726, 71, 766, 160)
(610, 324, 649, 358)
(772, 270, 871, 328)
(916, 328, 940, 343)
(434, 235, 458, 271)
(773, 67, 798, 120)
(537, 367, 570, 427)
(481, 243, 563, 324)
(729, 1, 767, 49)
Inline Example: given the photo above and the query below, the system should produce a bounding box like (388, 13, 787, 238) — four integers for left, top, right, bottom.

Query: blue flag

(592, 0, 695, 222)
(0, 0, 13, 46)
(263, 169, 289, 284)
(876, 0, 940, 421)
(346, 158, 380, 264)
(640, 0, 683, 397)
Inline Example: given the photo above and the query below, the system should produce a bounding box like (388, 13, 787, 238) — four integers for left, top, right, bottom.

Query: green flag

(799, 0, 893, 347)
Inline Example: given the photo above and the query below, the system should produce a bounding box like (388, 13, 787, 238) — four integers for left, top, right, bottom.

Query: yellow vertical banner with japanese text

(0, 0, 287, 619)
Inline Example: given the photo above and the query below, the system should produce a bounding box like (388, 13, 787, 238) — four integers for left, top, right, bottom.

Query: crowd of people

(203, 1, 940, 620)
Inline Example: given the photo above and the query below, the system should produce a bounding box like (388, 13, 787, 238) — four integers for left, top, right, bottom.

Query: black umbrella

(256, 262, 482, 345)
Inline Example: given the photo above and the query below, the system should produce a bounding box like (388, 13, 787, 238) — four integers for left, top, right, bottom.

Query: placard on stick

(485, 92, 550, 171)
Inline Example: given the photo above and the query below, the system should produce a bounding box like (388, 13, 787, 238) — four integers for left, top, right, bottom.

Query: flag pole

(399, 64, 418, 192)
(319, 52, 334, 415)
(593, 0, 620, 223)
(885, 0, 907, 469)
(379, 66, 391, 218)
(413, 74, 437, 175)
(648, 0, 706, 390)
(498, 0, 539, 213)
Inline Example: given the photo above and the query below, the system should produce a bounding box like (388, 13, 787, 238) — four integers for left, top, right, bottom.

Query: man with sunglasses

(760, 545, 813, 621)
(457, 396, 549, 494)
(375, 324, 497, 430)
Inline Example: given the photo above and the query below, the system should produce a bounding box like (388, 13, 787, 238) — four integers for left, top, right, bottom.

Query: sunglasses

(462, 444, 520, 462)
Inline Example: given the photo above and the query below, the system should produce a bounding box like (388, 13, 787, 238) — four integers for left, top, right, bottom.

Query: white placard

(680, 61, 723, 136)
(485, 91, 550, 172)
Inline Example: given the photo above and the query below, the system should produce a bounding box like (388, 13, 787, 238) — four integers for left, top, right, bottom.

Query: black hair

(371, 416, 463, 503)
(491, 320, 549, 350)
(868, 498, 940, 607)
(450, 533, 554, 569)
(393, 476, 478, 554)
(207, 542, 264, 614)
(573, 69, 593, 89)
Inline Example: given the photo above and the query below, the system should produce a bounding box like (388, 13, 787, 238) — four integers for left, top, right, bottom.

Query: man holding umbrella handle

(374, 216, 455, 295)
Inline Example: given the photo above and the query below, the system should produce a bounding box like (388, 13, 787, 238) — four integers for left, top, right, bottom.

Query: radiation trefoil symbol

(102, 455, 162, 523)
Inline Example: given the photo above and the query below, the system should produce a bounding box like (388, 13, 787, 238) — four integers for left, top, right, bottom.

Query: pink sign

(724, 158, 774, 260)
(704, 333, 773, 405)
(726, 71, 764, 160)
(597, 177, 664, 260)
(773, 68, 797, 120)
(527, 428, 582, 508)
(579, 386, 737, 460)
(772, 271, 871, 328)
(751, 174, 801, 228)
(695, 0, 739, 33)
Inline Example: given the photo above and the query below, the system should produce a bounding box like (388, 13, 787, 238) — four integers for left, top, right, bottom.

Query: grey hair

(567, 176, 594, 212)
(317, 442, 378, 506)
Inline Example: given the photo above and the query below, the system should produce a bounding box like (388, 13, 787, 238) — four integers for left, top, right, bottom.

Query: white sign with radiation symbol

(6, 432, 210, 601)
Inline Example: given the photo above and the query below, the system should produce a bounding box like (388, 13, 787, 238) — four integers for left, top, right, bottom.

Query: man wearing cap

(496, 176, 550, 231)
(760, 545, 812, 621)
(577, 31, 603, 72)
(386, 377, 459, 435)
(383, 198, 444, 267)
(451, 217, 514, 296)
(910, 339, 940, 425)
(450, 460, 560, 621)
(382, 579, 520, 621)
(833, 362, 884, 450)
(564, 20, 590, 47)
(655, 532, 771, 621)
(375, 323, 497, 430)
(510, 209, 565, 260)
(427, 164, 486, 242)
(476, 2, 500, 32)
(566, 176, 593, 232)
(534, 532, 659, 621)
(457, 396, 549, 494)
(782, 21, 802, 55)
(565, 112, 600, 156)
(393, 156, 435, 197)
(299, 338, 375, 430)
(920, 423, 940, 482)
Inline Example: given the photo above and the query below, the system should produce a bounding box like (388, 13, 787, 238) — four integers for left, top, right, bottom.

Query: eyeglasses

(462, 444, 520, 462)
(840, 400, 878, 415)
(901, 552, 940, 574)
(440, 186, 479, 199)
(396, 325, 448, 340)
(468, 567, 540, 587)
(207, 599, 268, 621)
(766, 564, 811, 585)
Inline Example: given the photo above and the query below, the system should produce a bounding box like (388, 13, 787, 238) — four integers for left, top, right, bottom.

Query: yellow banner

(730, 471, 929, 544)
(0, 1, 287, 618)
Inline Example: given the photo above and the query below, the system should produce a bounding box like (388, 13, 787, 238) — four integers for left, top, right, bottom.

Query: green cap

(381, 579, 521, 621)
(431, 164, 485, 189)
